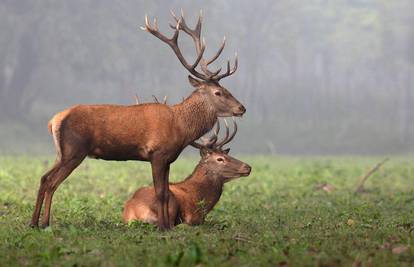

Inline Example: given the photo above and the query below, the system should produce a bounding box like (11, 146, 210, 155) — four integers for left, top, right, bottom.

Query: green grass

(0, 156, 413, 266)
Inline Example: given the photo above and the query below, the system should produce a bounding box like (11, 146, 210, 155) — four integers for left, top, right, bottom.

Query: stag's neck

(176, 163, 224, 212)
(172, 92, 217, 145)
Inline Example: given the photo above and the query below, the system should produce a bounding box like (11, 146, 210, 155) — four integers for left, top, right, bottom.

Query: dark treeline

(0, 0, 413, 154)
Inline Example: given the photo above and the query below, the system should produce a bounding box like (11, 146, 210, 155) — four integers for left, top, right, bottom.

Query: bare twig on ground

(233, 234, 256, 244)
(354, 158, 389, 193)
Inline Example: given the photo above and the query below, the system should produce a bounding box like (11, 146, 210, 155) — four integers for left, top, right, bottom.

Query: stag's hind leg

(33, 115, 89, 228)
(30, 162, 61, 227)
(40, 156, 85, 228)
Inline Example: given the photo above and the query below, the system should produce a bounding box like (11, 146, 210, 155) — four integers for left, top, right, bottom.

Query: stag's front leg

(150, 160, 171, 230)
(163, 164, 172, 228)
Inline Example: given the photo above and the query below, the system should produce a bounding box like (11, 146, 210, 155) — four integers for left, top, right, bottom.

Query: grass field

(0, 156, 413, 266)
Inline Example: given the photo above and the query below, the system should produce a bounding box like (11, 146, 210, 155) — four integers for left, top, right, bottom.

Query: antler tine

(219, 117, 237, 148)
(201, 120, 220, 147)
(190, 120, 220, 149)
(190, 141, 203, 149)
(134, 94, 140, 104)
(169, 10, 226, 80)
(152, 95, 160, 103)
(192, 41, 206, 69)
(143, 13, 209, 81)
(143, 15, 173, 43)
(153, 17, 158, 31)
(214, 119, 230, 148)
(206, 36, 226, 66)
(206, 120, 220, 145)
(144, 11, 237, 82)
(214, 53, 238, 81)
(195, 10, 203, 36)
(198, 37, 226, 79)
(170, 10, 179, 22)
(199, 37, 227, 78)
(214, 119, 220, 135)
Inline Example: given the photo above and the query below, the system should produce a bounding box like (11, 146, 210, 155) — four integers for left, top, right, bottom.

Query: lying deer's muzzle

(239, 164, 251, 176)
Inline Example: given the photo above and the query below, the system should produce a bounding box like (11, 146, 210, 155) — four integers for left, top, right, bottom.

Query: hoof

(40, 223, 50, 229)
(158, 224, 172, 231)
(29, 222, 39, 229)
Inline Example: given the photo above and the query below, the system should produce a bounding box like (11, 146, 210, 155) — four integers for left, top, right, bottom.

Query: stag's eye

(214, 91, 222, 96)
(217, 157, 224, 162)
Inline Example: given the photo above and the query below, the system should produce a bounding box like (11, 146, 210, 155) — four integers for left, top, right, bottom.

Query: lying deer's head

(191, 119, 251, 182)
(143, 10, 246, 117)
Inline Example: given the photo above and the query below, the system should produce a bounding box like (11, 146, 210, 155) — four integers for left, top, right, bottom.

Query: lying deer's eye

(217, 157, 224, 162)
(214, 91, 222, 96)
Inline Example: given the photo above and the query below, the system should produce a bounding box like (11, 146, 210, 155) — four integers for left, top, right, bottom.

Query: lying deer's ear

(188, 75, 203, 88)
(222, 148, 230, 154)
(200, 148, 210, 157)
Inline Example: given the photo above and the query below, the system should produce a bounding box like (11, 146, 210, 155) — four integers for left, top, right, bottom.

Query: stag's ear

(188, 75, 203, 88)
(222, 148, 230, 154)
(200, 148, 211, 158)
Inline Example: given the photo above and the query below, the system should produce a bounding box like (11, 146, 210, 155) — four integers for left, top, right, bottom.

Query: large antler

(191, 118, 237, 150)
(142, 10, 238, 81)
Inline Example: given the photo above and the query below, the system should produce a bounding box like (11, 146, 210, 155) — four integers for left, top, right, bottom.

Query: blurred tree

(0, 0, 413, 153)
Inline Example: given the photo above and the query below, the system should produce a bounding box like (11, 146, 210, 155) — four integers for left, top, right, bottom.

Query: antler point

(153, 17, 158, 30)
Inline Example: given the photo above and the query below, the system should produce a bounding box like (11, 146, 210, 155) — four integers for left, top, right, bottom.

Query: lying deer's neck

(172, 92, 217, 145)
(177, 163, 224, 212)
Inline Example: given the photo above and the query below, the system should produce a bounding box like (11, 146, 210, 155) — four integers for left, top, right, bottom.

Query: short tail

(47, 120, 53, 134)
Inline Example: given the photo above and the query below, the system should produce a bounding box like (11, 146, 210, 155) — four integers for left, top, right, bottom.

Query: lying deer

(30, 11, 245, 230)
(123, 120, 251, 226)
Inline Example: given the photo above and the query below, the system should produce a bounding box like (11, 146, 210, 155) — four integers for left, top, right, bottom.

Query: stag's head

(191, 119, 251, 182)
(142, 10, 246, 117)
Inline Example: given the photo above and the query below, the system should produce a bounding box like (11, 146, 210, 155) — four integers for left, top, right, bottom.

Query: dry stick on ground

(354, 158, 389, 193)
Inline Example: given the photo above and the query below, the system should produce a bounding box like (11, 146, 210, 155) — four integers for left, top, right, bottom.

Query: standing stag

(123, 120, 251, 226)
(30, 11, 245, 230)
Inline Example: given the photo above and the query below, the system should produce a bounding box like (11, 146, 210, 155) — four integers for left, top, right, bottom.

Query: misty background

(0, 0, 413, 155)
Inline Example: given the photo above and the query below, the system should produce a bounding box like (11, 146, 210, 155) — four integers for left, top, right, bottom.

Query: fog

(0, 1, 413, 155)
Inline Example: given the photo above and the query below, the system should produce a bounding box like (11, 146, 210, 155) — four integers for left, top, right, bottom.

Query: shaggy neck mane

(172, 92, 217, 145)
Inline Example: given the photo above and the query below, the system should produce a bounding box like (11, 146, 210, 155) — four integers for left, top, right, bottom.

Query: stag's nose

(240, 163, 251, 176)
(238, 105, 246, 114)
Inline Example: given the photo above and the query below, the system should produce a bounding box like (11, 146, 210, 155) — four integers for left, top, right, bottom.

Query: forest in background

(0, 0, 413, 154)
